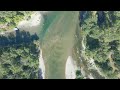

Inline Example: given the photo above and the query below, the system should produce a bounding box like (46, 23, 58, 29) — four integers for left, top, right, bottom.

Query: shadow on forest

(38, 68, 43, 79)
(79, 11, 88, 26)
(97, 11, 116, 28)
(0, 30, 39, 47)
(79, 11, 116, 28)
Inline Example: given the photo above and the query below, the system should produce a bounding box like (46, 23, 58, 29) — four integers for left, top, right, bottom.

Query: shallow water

(41, 11, 79, 79)
(18, 16, 44, 36)
(39, 11, 61, 43)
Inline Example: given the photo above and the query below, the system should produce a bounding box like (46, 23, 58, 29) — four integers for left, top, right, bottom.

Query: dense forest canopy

(0, 30, 39, 79)
(79, 11, 120, 78)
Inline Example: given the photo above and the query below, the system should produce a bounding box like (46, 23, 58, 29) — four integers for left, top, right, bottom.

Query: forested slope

(77, 11, 120, 79)
(0, 30, 39, 79)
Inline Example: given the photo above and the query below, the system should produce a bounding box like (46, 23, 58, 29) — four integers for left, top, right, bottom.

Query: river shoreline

(39, 48, 45, 79)
(18, 11, 42, 29)
(17, 11, 47, 79)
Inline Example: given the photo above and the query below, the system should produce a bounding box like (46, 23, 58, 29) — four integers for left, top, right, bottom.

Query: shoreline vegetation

(76, 11, 120, 79)
(0, 30, 40, 79)
(0, 11, 33, 32)
(0, 11, 48, 34)
(0, 11, 46, 79)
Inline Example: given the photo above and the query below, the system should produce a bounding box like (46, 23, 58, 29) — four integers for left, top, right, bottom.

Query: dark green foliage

(75, 70, 84, 79)
(0, 30, 39, 79)
(109, 40, 119, 50)
(76, 70, 81, 76)
(86, 35, 100, 50)
(96, 11, 116, 28)
(95, 60, 111, 71)
(0, 11, 33, 31)
(79, 11, 120, 78)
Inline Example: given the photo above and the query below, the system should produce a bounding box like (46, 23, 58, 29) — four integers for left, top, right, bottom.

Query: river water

(18, 11, 92, 79)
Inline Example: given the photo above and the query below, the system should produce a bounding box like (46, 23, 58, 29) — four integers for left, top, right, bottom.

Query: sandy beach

(18, 11, 42, 28)
(65, 56, 77, 79)
(39, 48, 45, 79)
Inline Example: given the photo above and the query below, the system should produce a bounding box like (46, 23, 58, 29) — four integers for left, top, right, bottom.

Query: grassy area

(41, 11, 79, 79)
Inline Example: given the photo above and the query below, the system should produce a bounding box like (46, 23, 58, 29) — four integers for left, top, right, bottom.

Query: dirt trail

(108, 51, 118, 73)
